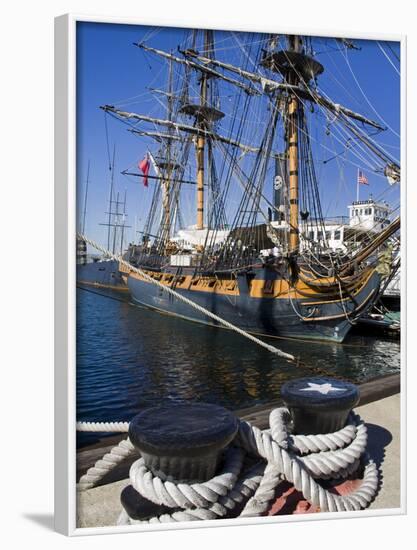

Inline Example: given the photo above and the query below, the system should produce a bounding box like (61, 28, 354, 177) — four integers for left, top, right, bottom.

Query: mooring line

(78, 233, 296, 361)
(77, 234, 367, 381)
(77, 285, 371, 350)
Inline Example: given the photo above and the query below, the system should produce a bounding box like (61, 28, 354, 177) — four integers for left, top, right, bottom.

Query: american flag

(357, 170, 369, 185)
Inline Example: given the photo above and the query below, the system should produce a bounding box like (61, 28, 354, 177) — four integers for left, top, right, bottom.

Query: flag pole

(356, 168, 359, 202)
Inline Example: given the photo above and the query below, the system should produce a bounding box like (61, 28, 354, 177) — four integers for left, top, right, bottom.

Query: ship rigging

(97, 29, 400, 342)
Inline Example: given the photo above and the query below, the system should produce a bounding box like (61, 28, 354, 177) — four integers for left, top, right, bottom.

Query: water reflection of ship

(117, 301, 292, 406)
(111, 293, 390, 407)
(116, 289, 389, 407)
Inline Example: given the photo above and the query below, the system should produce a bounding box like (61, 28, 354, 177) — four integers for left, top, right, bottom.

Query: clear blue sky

(76, 21, 400, 249)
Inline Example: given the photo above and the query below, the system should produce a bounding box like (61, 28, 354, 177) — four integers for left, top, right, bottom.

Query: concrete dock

(77, 374, 401, 528)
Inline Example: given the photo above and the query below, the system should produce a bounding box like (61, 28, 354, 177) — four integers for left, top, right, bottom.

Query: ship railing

(301, 216, 350, 226)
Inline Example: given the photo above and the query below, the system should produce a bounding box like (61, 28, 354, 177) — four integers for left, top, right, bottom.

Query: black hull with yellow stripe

(77, 260, 128, 290)
(126, 263, 380, 343)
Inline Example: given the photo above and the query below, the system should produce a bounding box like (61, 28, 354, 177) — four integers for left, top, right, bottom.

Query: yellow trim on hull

(125, 263, 375, 303)
(301, 288, 376, 322)
(77, 280, 129, 291)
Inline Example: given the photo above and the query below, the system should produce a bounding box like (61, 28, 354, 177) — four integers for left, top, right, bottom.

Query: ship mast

(261, 35, 324, 255)
(162, 58, 174, 239)
(287, 36, 301, 254)
(196, 31, 209, 230)
(133, 32, 228, 232)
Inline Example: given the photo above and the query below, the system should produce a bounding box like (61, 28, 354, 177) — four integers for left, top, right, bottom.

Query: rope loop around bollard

(129, 446, 245, 510)
(77, 405, 379, 523)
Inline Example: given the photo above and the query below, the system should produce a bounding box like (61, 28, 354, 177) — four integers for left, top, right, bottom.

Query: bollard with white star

(281, 377, 360, 434)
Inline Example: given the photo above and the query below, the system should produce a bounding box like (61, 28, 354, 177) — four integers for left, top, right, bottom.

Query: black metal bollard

(280, 377, 360, 435)
(121, 402, 238, 520)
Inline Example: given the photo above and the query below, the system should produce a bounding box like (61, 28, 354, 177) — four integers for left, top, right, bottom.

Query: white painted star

(299, 382, 345, 395)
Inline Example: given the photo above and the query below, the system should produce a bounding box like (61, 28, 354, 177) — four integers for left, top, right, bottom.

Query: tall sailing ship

(101, 30, 400, 342)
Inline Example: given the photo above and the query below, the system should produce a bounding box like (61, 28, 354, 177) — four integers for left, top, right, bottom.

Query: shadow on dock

(365, 423, 393, 470)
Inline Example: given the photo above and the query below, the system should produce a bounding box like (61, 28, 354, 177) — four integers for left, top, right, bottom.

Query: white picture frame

(54, 13, 406, 536)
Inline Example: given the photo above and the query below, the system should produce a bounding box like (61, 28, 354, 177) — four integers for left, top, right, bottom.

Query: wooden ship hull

(126, 264, 380, 342)
(77, 260, 127, 290)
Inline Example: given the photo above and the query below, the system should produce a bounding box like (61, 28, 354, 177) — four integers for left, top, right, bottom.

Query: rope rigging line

(103, 112, 112, 172)
(377, 42, 401, 77)
(385, 42, 400, 63)
(100, 33, 399, 308)
(342, 47, 400, 140)
(239, 46, 345, 265)
(275, 38, 395, 172)
(76, 283, 375, 350)
(116, 36, 396, 268)
(259, 37, 380, 172)
(206, 38, 260, 241)
(270, 35, 396, 175)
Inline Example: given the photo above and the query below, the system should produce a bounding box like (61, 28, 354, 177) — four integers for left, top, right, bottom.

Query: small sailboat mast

(81, 159, 90, 234)
(107, 145, 116, 251)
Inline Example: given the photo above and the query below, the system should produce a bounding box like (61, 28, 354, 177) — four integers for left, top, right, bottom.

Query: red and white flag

(357, 170, 369, 185)
(138, 154, 150, 187)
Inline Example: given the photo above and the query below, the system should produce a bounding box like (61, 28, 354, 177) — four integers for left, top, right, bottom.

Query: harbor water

(76, 286, 400, 447)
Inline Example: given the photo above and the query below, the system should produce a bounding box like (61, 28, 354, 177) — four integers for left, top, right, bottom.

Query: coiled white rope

(77, 407, 379, 522)
(77, 233, 295, 361)
(78, 438, 136, 491)
(76, 421, 129, 432)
